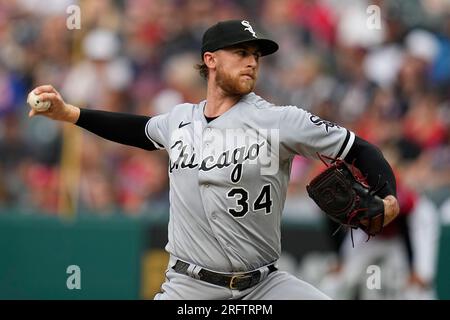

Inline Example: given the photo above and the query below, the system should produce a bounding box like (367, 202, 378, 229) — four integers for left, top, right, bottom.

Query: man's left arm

(344, 136, 400, 226)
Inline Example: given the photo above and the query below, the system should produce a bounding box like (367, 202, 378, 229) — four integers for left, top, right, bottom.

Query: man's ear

(203, 52, 216, 69)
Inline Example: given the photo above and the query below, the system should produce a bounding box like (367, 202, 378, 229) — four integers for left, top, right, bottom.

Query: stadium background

(0, 0, 449, 299)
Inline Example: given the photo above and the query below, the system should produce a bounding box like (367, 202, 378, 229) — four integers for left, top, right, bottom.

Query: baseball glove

(306, 155, 386, 240)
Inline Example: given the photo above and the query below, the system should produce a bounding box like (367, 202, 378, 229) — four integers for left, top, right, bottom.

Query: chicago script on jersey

(169, 140, 265, 173)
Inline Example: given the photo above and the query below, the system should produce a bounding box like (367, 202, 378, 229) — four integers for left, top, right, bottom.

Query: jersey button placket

(202, 127, 211, 156)
(201, 127, 219, 225)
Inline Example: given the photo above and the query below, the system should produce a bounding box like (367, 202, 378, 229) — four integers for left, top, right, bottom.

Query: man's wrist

(67, 104, 80, 124)
(383, 195, 400, 226)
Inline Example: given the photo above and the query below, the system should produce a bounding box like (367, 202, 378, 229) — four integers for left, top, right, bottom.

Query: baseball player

(28, 20, 399, 300)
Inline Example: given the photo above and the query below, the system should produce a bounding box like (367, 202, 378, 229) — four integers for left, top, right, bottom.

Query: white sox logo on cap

(241, 20, 257, 38)
(201, 20, 278, 56)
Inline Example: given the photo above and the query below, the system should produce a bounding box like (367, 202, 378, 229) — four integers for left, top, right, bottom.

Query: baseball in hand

(27, 91, 51, 112)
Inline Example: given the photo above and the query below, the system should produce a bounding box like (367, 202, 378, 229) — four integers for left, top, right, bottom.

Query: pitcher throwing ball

(28, 20, 399, 299)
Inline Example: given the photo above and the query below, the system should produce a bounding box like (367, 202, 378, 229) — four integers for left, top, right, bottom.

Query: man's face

(212, 43, 261, 96)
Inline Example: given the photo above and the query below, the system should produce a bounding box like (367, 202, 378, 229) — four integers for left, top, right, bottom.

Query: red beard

(215, 64, 256, 96)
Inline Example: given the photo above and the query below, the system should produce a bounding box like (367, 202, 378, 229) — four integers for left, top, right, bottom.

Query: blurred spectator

(151, 52, 206, 115)
(403, 92, 447, 150)
(117, 149, 168, 215)
(62, 28, 133, 111)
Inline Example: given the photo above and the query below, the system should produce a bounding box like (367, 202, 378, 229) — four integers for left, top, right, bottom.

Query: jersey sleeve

(279, 106, 355, 160)
(144, 113, 170, 150)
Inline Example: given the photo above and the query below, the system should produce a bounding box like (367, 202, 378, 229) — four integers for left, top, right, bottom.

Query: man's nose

(246, 55, 258, 68)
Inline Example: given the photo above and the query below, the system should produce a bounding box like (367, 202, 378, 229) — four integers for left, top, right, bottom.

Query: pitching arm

(344, 136, 399, 226)
(76, 108, 157, 151)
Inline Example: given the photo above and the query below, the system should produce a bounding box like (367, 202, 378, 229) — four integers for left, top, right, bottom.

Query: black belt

(172, 260, 278, 291)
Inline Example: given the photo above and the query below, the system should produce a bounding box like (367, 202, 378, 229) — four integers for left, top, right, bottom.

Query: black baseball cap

(201, 20, 279, 58)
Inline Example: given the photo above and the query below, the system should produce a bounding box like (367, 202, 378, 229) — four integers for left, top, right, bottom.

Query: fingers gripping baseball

(28, 85, 62, 116)
(27, 85, 80, 123)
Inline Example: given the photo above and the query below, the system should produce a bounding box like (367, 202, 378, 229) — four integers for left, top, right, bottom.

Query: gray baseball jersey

(145, 92, 355, 273)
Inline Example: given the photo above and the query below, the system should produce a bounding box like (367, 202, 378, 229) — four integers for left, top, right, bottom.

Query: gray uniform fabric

(146, 92, 354, 299)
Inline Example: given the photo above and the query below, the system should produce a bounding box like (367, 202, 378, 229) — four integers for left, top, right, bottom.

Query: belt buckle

(229, 274, 253, 290)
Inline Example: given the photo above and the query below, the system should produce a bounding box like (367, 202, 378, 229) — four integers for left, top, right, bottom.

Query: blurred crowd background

(1, 0, 450, 299)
